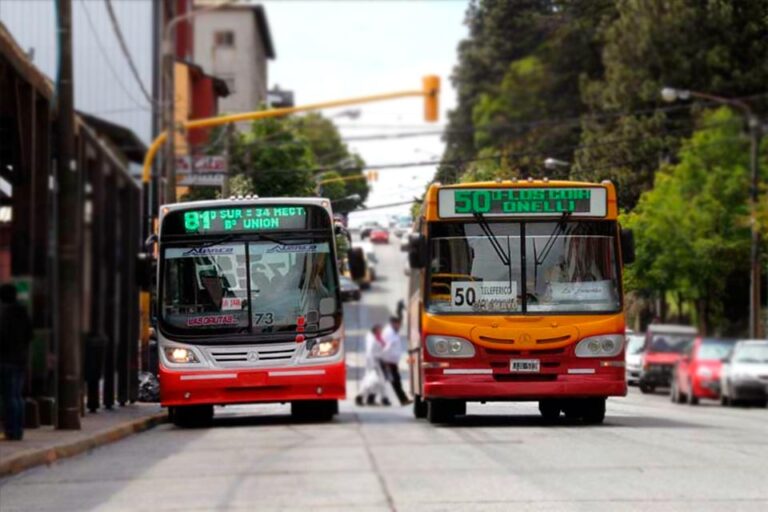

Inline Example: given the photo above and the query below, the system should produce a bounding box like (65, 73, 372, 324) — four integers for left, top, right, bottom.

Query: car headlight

(696, 366, 713, 378)
(575, 335, 624, 358)
(425, 335, 475, 358)
(306, 337, 341, 358)
(164, 347, 200, 364)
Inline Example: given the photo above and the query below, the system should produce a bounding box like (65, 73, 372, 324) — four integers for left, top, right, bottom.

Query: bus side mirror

(620, 228, 635, 265)
(407, 233, 427, 269)
(135, 252, 153, 291)
(347, 247, 367, 281)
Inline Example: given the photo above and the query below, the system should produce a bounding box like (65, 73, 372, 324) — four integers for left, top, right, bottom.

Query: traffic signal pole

(141, 76, 440, 189)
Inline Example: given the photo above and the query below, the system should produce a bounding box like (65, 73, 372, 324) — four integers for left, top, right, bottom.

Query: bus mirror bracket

(347, 247, 367, 281)
(408, 233, 427, 269)
(620, 228, 635, 265)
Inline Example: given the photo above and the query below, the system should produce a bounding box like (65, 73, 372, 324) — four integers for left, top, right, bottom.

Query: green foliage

(623, 109, 753, 333)
(576, 0, 768, 208)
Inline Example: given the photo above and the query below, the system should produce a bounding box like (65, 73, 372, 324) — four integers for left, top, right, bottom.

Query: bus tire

(413, 395, 428, 419)
(291, 400, 336, 422)
(170, 405, 213, 428)
(538, 400, 561, 421)
(427, 399, 464, 424)
(580, 398, 606, 425)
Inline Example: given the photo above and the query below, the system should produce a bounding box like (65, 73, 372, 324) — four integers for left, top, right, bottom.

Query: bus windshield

(161, 240, 339, 337)
(427, 220, 620, 314)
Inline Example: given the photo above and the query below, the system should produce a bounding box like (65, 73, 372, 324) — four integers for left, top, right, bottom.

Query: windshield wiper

(473, 212, 509, 266)
(252, 232, 321, 246)
(195, 234, 236, 249)
(534, 212, 572, 267)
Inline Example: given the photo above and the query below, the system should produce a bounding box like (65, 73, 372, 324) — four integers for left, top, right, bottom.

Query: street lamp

(544, 157, 570, 171)
(661, 86, 764, 338)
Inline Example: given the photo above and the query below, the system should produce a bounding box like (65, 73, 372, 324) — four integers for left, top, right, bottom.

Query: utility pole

(222, 124, 234, 197)
(162, 1, 177, 204)
(748, 118, 763, 339)
(55, 0, 82, 430)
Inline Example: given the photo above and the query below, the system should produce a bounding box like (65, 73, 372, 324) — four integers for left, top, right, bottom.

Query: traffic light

(423, 75, 440, 122)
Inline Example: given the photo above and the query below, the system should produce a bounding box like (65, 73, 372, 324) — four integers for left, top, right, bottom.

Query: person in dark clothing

(0, 283, 33, 441)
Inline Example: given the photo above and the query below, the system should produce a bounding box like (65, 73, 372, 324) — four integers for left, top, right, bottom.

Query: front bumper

(692, 377, 720, 399)
(159, 360, 346, 407)
(731, 379, 768, 401)
(639, 365, 674, 387)
(423, 368, 626, 401)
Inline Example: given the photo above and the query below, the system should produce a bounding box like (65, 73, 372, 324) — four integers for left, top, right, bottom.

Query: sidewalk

(0, 403, 167, 477)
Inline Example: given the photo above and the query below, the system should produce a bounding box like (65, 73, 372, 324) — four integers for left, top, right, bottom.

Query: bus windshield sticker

(221, 297, 244, 311)
(250, 242, 329, 255)
(438, 187, 607, 218)
(550, 281, 614, 302)
(186, 314, 239, 327)
(449, 281, 518, 313)
(253, 312, 275, 325)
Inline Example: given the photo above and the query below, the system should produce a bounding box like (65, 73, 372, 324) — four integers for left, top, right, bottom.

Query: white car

(625, 333, 645, 385)
(720, 340, 768, 407)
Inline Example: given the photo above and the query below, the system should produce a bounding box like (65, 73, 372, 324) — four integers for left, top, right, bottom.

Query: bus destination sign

(180, 206, 308, 234)
(438, 187, 607, 218)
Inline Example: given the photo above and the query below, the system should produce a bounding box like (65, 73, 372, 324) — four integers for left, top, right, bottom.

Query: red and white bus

(156, 197, 351, 426)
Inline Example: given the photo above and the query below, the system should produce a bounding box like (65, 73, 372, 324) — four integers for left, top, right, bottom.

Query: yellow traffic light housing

(423, 75, 440, 122)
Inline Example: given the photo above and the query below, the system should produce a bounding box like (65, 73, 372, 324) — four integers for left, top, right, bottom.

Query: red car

(369, 228, 390, 244)
(671, 337, 736, 404)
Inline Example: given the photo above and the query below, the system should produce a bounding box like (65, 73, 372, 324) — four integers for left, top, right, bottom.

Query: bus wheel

(538, 400, 561, 421)
(580, 398, 606, 425)
(170, 405, 213, 428)
(427, 399, 465, 424)
(291, 400, 336, 422)
(413, 395, 428, 419)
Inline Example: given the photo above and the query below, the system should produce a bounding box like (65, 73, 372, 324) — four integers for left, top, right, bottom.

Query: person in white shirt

(355, 325, 389, 406)
(380, 316, 411, 405)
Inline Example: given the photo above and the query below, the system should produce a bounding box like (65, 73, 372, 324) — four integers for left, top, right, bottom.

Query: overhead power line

(104, 0, 156, 105)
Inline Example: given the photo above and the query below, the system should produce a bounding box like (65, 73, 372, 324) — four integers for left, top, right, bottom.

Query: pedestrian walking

(355, 324, 390, 406)
(380, 316, 411, 406)
(0, 283, 33, 441)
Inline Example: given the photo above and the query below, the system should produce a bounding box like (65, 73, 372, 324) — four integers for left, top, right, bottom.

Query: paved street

(1, 241, 767, 512)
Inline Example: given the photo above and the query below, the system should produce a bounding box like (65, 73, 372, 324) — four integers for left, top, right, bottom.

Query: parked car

(625, 332, 645, 385)
(638, 324, 697, 393)
(393, 220, 412, 238)
(670, 337, 737, 404)
(360, 221, 382, 239)
(369, 228, 390, 244)
(720, 340, 768, 407)
(339, 275, 362, 302)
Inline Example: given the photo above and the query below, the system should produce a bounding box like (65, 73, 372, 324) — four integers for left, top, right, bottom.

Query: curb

(0, 411, 168, 477)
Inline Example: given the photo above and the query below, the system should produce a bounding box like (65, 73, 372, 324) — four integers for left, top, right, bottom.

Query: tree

(576, 0, 768, 209)
(623, 108, 758, 334)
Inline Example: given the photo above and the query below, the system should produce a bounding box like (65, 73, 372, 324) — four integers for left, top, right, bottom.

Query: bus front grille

(207, 344, 298, 367)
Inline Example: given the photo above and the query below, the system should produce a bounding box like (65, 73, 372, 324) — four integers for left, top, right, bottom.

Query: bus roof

(420, 180, 618, 222)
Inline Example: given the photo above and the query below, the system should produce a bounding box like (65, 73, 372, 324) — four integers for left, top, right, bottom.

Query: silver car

(625, 333, 645, 385)
(720, 340, 768, 407)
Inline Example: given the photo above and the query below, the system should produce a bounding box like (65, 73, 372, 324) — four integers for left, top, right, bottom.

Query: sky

(254, 1, 469, 220)
(0, 0, 470, 216)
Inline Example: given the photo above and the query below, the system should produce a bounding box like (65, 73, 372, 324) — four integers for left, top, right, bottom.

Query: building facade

(193, 3, 275, 115)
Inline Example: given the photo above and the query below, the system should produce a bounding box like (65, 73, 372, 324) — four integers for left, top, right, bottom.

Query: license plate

(510, 359, 540, 373)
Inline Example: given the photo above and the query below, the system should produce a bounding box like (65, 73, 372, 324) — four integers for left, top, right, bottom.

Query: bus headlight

(306, 337, 341, 358)
(575, 335, 624, 358)
(164, 347, 199, 364)
(426, 335, 475, 358)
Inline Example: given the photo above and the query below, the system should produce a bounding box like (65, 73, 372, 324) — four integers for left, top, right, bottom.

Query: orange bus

(405, 180, 635, 424)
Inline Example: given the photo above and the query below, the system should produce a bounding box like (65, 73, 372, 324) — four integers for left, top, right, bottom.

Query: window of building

(214, 31, 235, 48)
